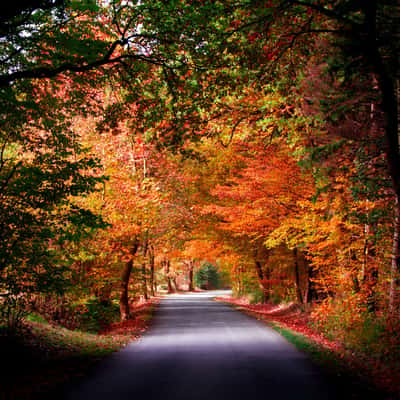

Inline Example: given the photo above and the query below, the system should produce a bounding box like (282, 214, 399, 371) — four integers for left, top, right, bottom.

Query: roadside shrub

(28, 294, 120, 333)
(248, 288, 265, 304)
(71, 297, 120, 333)
(0, 295, 30, 331)
(26, 312, 48, 324)
(311, 294, 389, 356)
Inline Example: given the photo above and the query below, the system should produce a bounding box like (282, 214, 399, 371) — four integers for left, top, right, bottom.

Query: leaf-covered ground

(0, 298, 159, 400)
(216, 296, 400, 400)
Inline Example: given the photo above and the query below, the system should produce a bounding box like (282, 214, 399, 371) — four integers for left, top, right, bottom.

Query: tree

(0, 77, 106, 325)
(195, 262, 220, 290)
(76, 106, 168, 319)
(212, 0, 399, 309)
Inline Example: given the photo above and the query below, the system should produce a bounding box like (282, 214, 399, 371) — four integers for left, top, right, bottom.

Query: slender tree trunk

(238, 266, 243, 296)
(165, 259, 174, 293)
(390, 197, 400, 312)
(141, 240, 149, 300)
(361, 223, 378, 311)
(254, 260, 269, 303)
(153, 269, 157, 297)
(149, 245, 156, 297)
(142, 263, 148, 300)
(172, 276, 178, 291)
(188, 261, 194, 291)
(304, 262, 310, 304)
(120, 241, 139, 321)
(293, 248, 303, 304)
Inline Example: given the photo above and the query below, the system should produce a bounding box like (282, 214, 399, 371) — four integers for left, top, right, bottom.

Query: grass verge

(0, 298, 158, 400)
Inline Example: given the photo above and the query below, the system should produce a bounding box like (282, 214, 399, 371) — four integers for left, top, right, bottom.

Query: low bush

(311, 294, 397, 358)
(69, 297, 120, 333)
(27, 294, 120, 333)
(248, 288, 265, 304)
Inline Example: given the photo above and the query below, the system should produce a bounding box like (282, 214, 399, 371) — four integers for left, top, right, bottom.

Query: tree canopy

(0, 0, 399, 377)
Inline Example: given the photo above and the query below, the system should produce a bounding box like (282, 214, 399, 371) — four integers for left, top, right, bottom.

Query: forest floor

(216, 295, 400, 400)
(0, 298, 159, 400)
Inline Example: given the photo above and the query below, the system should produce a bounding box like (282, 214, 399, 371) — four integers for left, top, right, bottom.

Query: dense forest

(0, 0, 399, 395)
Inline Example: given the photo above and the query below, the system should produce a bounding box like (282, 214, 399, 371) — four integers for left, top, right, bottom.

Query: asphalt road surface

(63, 290, 336, 400)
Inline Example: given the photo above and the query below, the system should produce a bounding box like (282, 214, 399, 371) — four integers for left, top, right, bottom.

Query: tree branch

(286, 0, 360, 26)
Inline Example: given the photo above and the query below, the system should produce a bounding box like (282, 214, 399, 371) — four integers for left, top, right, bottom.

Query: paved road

(63, 291, 335, 400)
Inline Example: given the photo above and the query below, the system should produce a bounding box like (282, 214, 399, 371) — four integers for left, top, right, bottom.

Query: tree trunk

(380, 76, 400, 312)
(165, 259, 174, 293)
(360, 222, 379, 311)
(142, 262, 148, 300)
(172, 276, 178, 292)
(141, 240, 149, 300)
(304, 262, 310, 304)
(237, 266, 244, 296)
(390, 196, 400, 312)
(254, 260, 269, 303)
(149, 245, 156, 297)
(366, 6, 400, 313)
(153, 270, 157, 297)
(120, 241, 139, 321)
(120, 259, 133, 321)
(293, 248, 303, 304)
(188, 261, 194, 291)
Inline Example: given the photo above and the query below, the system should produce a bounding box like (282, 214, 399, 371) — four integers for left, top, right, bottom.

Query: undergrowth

(0, 298, 158, 400)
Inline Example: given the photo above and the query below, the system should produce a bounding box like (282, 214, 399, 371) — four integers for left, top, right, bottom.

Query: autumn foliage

(0, 0, 399, 393)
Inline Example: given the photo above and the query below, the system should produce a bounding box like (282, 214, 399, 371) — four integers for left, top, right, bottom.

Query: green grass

(26, 312, 48, 324)
(262, 320, 393, 399)
(268, 321, 344, 374)
(30, 321, 127, 357)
